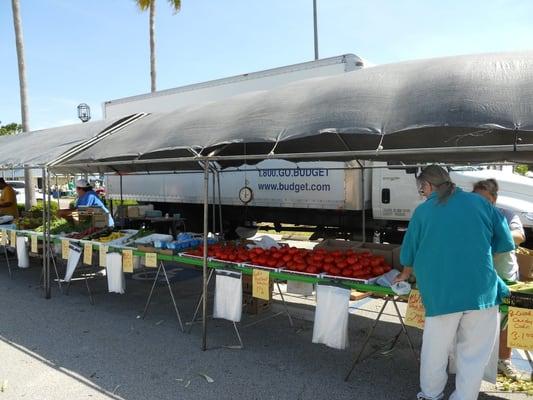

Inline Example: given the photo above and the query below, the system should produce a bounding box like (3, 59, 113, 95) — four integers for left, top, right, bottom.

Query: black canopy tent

(40, 50, 533, 350)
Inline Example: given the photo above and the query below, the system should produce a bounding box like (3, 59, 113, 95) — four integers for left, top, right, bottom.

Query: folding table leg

(3, 246, 13, 279)
(345, 297, 390, 381)
(275, 281, 294, 327)
(160, 261, 184, 332)
(142, 261, 184, 333)
(187, 268, 215, 333)
(391, 297, 419, 362)
(85, 274, 95, 305)
(141, 262, 163, 319)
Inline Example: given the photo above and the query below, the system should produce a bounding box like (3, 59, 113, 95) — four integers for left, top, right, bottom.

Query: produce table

(3, 227, 531, 379)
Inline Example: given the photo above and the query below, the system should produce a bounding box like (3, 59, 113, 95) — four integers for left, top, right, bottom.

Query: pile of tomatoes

(187, 243, 392, 280)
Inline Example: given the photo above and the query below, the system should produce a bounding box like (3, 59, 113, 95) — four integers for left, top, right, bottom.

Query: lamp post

(313, 0, 319, 60)
(77, 103, 91, 123)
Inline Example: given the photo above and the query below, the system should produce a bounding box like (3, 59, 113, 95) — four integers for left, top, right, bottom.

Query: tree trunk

(11, 0, 35, 210)
(149, 0, 156, 92)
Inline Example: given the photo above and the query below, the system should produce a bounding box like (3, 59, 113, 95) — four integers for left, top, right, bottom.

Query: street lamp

(77, 103, 91, 123)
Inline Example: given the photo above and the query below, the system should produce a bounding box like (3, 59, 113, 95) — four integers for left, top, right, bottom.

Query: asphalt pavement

(0, 257, 526, 400)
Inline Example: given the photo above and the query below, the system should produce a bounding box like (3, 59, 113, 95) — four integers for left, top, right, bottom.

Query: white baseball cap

(75, 179, 91, 188)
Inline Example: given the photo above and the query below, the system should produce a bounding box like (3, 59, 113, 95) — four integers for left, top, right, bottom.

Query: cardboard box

(137, 245, 173, 256)
(517, 251, 533, 281)
(314, 239, 363, 252)
(243, 294, 271, 315)
(314, 240, 403, 270)
(242, 274, 273, 299)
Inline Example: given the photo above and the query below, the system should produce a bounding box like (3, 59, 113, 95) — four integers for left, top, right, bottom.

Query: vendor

(74, 179, 114, 227)
(0, 178, 19, 219)
(395, 165, 514, 400)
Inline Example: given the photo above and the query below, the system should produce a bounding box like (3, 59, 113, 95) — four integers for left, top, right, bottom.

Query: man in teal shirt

(396, 165, 514, 400)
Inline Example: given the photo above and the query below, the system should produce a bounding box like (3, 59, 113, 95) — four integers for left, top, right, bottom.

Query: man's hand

(393, 266, 412, 284)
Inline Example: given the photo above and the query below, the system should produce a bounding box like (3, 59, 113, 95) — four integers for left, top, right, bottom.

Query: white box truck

(103, 55, 533, 241)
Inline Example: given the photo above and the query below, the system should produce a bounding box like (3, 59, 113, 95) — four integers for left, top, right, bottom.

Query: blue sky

(1, 0, 532, 130)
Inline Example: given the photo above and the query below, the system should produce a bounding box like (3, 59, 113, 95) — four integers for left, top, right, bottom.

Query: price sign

(122, 249, 133, 273)
(10, 231, 17, 248)
(508, 307, 533, 350)
(83, 242, 93, 265)
(99, 245, 108, 267)
(61, 239, 70, 260)
(31, 235, 38, 253)
(145, 253, 157, 268)
(0, 229, 6, 245)
(252, 269, 271, 301)
(405, 289, 426, 330)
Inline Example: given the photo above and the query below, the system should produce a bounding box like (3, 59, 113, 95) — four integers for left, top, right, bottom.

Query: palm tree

(135, 0, 181, 92)
(11, 0, 36, 209)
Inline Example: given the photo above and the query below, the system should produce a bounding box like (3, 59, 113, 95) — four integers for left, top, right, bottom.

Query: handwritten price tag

(0, 229, 6, 245)
(10, 231, 17, 248)
(252, 269, 271, 301)
(83, 242, 93, 265)
(61, 239, 70, 260)
(31, 235, 38, 253)
(508, 307, 533, 350)
(122, 250, 134, 273)
(145, 253, 157, 268)
(405, 289, 426, 330)
(99, 245, 108, 267)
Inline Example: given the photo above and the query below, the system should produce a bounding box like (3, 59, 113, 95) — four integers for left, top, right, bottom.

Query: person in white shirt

(473, 179, 528, 380)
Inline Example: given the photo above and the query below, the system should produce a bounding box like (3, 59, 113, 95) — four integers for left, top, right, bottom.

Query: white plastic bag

(376, 269, 400, 287)
(106, 252, 125, 294)
(64, 244, 82, 282)
(16, 236, 29, 268)
(213, 270, 242, 322)
(312, 284, 350, 350)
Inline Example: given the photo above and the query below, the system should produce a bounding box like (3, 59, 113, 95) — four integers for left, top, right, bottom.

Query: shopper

(473, 178, 528, 380)
(395, 165, 514, 400)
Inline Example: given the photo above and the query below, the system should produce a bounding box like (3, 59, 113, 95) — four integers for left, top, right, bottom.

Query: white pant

(419, 306, 499, 400)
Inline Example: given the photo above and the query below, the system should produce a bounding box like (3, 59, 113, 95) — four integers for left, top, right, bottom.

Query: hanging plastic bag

(106, 252, 125, 294)
(213, 270, 242, 322)
(64, 243, 82, 282)
(312, 284, 350, 350)
(16, 236, 29, 268)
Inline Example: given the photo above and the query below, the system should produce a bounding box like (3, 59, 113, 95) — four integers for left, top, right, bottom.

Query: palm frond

(135, 0, 153, 11)
(168, 0, 181, 13)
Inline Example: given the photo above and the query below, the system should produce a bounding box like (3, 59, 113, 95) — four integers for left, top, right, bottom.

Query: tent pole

(211, 168, 216, 233)
(119, 174, 124, 227)
(216, 170, 223, 236)
(46, 168, 52, 299)
(357, 161, 366, 243)
(42, 168, 48, 298)
(202, 160, 209, 350)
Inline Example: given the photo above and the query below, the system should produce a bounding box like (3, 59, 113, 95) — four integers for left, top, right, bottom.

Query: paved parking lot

(0, 259, 527, 400)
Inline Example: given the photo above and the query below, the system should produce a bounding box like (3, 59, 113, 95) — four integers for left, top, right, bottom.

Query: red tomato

(346, 257, 356, 265)
(342, 269, 352, 277)
(330, 267, 341, 276)
(336, 261, 347, 270)
(323, 263, 333, 273)
(324, 256, 334, 264)
(282, 255, 292, 263)
(306, 266, 318, 274)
